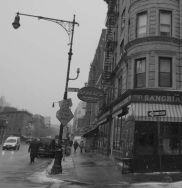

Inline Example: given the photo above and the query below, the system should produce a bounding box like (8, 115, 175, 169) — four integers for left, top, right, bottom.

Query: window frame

(158, 57, 172, 87)
(136, 11, 148, 38)
(134, 58, 146, 88)
(159, 10, 172, 36)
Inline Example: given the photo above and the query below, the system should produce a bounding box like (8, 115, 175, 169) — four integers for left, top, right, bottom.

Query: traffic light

(12, 14, 20, 29)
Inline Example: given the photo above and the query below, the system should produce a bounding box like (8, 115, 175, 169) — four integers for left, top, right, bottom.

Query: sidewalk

(47, 151, 182, 187)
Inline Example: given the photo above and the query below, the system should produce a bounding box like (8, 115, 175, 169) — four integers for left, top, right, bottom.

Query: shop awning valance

(129, 103, 182, 122)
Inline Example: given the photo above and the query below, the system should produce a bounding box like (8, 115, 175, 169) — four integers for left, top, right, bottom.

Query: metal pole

(51, 15, 76, 174)
(64, 15, 76, 100)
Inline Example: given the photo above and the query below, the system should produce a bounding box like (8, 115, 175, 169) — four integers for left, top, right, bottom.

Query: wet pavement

(1, 144, 182, 187)
(46, 150, 182, 188)
(0, 143, 52, 188)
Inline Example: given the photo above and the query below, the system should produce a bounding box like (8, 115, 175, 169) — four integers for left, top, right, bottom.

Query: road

(1, 144, 182, 188)
(0, 143, 54, 188)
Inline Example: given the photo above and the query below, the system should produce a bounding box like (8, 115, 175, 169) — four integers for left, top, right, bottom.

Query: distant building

(0, 96, 10, 108)
(44, 116, 51, 128)
(0, 110, 33, 138)
(72, 101, 87, 135)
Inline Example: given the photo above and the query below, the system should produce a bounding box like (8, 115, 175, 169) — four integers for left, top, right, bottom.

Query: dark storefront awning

(82, 126, 99, 138)
(129, 103, 182, 122)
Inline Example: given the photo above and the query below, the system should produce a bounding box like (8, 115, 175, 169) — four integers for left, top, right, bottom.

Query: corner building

(97, 0, 182, 173)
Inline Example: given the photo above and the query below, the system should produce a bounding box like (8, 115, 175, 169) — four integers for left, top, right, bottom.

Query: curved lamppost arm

(15, 12, 79, 43)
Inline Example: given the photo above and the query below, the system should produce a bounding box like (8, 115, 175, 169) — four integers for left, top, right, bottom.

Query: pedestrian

(28, 139, 39, 164)
(69, 140, 73, 147)
(79, 140, 84, 153)
(73, 140, 79, 153)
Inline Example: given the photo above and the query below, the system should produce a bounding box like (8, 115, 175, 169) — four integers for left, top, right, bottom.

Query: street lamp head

(12, 13, 20, 29)
(77, 68, 80, 74)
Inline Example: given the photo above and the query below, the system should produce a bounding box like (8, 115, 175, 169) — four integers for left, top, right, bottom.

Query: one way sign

(148, 110, 166, 117)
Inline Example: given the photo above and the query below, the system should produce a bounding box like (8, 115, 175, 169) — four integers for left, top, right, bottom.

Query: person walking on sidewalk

(73, 140, 79, 153)
(79, 140, 84, 153)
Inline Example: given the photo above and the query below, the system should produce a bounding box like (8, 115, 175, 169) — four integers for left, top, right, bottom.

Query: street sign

(59, 98, 72, 108)
(148, 110, 166, 117)
(67, 88, 79, 92)
(56, 108, 74, 126)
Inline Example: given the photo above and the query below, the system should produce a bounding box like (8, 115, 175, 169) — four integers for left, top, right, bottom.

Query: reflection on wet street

(0, 143, 52, 188)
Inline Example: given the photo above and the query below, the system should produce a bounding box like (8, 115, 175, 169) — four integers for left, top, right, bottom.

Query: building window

(159, 57, 172, 87)
(135, 58, 146, 88)
(136, 12, 147, 38)
(159, 10, 172, 36)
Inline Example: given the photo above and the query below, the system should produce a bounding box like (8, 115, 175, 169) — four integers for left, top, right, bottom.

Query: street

(0, 143, 53, 188)
(2, 144, 182, 188)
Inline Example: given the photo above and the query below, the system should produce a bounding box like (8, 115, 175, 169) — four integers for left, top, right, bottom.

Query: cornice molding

(125, 36, 180, 51)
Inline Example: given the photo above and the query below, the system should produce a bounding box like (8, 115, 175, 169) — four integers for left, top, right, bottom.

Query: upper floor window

(159, 10, 172, 36)
(136, 12, 147, 38)
(135, 58, 146, 88)
(159, 57, 172, 87)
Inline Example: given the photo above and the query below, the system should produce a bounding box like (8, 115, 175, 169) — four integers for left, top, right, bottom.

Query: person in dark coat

(73, 140, 79, 153)
(28, 139, 40, 164)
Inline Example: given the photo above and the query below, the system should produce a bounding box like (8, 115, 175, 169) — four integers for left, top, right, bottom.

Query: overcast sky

(0, 0, 107, 124)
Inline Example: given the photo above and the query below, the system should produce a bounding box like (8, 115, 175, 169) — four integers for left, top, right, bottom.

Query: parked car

(2, 136, 21, 150)
(37, 137, 55, 158)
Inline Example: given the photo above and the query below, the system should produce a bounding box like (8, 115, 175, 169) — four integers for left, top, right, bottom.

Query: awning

(128, 103, 182, 122)
(82, 126, 99, 138)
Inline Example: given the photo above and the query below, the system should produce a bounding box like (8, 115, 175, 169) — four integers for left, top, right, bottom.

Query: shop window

(135, 58, 146, 88)
(161, 123, 181, 155)
(162, 138, 180, 155)
(135, 122, 156, 155)
(159, 10, 172, 36)
(159, 57, 172, 87)
(136, 11, 147, 38)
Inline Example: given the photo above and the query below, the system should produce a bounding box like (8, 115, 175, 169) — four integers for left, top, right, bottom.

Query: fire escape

(98, 0, 118, 114)
(102, 0, 118, 86)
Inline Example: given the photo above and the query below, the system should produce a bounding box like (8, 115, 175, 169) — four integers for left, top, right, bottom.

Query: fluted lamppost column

(12, 12, 79, 174)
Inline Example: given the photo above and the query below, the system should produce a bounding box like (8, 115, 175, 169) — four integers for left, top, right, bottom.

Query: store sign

(132, 94, 182, 104)
(77, 87, 104, 103)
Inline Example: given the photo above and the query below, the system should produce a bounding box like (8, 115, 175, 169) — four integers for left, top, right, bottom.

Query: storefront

(99, 89, 182, 173)
(82, 125, 99, 152)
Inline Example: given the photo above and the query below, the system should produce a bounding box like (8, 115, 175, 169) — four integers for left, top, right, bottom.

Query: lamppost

(12, 12, 79, 174)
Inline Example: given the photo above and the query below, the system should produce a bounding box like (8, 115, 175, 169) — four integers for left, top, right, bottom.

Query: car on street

(37, 137, 55, 158)
(2, 136, 21, 150)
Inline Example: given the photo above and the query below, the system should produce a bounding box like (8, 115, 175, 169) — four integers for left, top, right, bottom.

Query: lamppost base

(51, 165, 62, 174)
